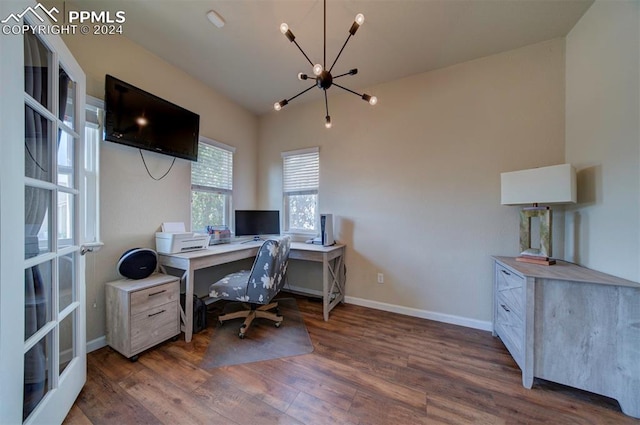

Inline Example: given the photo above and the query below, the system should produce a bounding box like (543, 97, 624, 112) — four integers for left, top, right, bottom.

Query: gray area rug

(200, 298, 314, 369)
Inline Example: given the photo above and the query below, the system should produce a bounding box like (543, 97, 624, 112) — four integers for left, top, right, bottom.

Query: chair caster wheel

(238, 332, 245, 339)
(275, 322, 281, 328)
(129, 355, 139, 362)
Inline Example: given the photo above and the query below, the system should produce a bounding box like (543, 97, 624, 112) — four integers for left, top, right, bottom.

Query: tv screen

(104, 74, 200, 161)
(235, 210, 280, 238)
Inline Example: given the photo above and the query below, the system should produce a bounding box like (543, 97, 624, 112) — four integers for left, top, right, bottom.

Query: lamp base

(516, 255, 556, 266)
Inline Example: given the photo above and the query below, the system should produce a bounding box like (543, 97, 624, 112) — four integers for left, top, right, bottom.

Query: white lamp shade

(501, 164, 577, 205)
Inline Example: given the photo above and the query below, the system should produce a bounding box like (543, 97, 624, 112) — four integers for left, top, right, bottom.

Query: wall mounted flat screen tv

(104, 74, 200, 161)
(235, 210, 281, 239)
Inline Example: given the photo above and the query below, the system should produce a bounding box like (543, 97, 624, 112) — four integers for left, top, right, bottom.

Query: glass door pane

(25, 105, 53, 182)
(57, 191, 75, 249)
(59, 67, 75, 130)
(23, 331, 52, 421)
(59, 254, 75, 312)
(59, 312, 75, 375)
(24, 29, 50, 110)
(24, 260, 53, 341)
(24, 187, 52, 259)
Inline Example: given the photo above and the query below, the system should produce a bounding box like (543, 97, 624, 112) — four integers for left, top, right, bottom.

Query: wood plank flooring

(64, 293, 639, 424)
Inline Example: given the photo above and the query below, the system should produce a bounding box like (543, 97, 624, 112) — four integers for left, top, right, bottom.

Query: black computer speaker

(117, 248, 157, 280)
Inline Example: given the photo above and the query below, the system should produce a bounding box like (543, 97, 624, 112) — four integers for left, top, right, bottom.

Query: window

(282, 147, 319, 233)
(191, 137, 235, 231)
(83, 96, 102, 248)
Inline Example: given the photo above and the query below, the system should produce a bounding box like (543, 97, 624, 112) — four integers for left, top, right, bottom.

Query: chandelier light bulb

(274, 102, 282, 111)
(355, 13, 365, 25)
(298, 72, 308, 80)
(280, 23, 289, 34)
(313, 64, 323, 76)
(325, 116, 332, 129)
(368, 96, 378, 106)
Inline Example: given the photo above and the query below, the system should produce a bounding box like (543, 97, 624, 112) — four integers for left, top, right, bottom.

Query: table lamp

(501, 164, 577, 265)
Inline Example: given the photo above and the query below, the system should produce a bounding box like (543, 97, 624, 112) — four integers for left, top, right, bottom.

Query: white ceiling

(73, 0, 593, 115)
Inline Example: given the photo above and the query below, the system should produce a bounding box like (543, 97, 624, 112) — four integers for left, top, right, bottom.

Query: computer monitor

(234, 210, 280, 240)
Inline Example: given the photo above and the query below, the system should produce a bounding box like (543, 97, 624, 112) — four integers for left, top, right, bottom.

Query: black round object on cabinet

(117, 248, 157, 279)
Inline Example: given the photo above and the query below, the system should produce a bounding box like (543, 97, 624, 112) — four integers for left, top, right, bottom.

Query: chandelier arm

(333, 71, 356, 79)
(287, 84, 317, 103)
(324, 89, 330, 117)
(333, 82, 363, 97)
(328, 34, 353, 73)
(292, 39, 315, 67)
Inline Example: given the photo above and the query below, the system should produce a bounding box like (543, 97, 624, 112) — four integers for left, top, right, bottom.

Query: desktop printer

(155, 222, 210, 254)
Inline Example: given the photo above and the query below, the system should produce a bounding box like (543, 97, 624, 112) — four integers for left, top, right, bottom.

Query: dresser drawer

(130, 302, 179, 354)
(495, 293, 525, 368)
(495, 264, 525, 319)
(130, 280, 179, 313)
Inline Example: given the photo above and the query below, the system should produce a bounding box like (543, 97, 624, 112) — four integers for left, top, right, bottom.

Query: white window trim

(281, 146, 319, 158)
(190, 136, 235, 231)
(200, 135, 236, 154)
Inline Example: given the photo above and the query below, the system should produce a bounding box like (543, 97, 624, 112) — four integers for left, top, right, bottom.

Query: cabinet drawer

(496, 265, 524, 319)
(130, 281, 178, 314)
(130, 302, 179, 354)
(495, 293, 524, 368)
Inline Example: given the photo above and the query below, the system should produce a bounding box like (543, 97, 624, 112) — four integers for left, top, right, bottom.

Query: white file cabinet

(106, 273, 180, 361)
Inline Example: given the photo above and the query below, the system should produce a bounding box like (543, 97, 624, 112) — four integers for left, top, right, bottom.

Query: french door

(0, 1, 89, 423)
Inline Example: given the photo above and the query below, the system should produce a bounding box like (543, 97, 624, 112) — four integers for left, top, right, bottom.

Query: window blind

(282, 148, 319, 195)
(192, 141, 233, 194)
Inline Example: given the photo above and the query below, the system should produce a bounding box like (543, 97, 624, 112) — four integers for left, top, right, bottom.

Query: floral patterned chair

(208, 236, 291, 338)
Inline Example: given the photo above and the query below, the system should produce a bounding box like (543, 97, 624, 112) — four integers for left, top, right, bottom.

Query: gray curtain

(23, 29, 70, 420)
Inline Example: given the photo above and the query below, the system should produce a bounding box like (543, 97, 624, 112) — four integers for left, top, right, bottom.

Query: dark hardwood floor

(64, 293, 638, 424)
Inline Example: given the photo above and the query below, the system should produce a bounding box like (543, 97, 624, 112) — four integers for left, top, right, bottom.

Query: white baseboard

(86, 336, 107, 353)
(345, 296, 493, 331)
(285, 284, 492, 332)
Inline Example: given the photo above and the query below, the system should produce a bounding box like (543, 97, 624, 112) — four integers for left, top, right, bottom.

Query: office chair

(208, 236, 291, 338)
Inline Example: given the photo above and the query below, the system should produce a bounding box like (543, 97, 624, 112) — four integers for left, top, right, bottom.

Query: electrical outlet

(377, 273, 384, 284)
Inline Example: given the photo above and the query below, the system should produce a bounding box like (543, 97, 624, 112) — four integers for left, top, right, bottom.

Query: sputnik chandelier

(274, 0, 377, 128)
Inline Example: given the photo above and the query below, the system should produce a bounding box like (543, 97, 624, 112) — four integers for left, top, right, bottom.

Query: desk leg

(184, 268, 195, 342)
(322, 253, 329, 321)
(322, 250, 347, 321)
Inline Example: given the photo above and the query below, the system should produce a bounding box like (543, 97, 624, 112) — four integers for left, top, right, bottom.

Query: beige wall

(258, 39, 566, 325)
(564, 0, 640, 282)
(60, 32, 259, 342)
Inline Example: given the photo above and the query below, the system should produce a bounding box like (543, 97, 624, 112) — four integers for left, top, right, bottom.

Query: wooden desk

(158, 241, 346, 342)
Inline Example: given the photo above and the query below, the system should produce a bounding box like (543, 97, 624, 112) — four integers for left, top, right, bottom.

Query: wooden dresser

(492, 257, 640, 418)
(106, 273, 180, 361)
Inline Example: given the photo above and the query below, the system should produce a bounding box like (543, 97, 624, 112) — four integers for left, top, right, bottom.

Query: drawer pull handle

(501, 269, 511, 276)
(148, 290, 166, 297)
(500, 304, 510, 312)
(148, 310, 166, 317)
